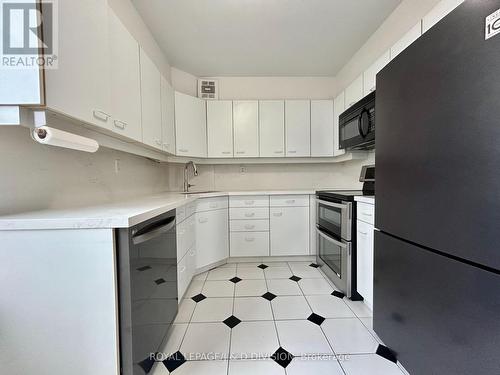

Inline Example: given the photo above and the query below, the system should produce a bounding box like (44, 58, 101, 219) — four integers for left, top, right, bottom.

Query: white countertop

(0, 190, 315, 230)
(354, 196, 375, 204)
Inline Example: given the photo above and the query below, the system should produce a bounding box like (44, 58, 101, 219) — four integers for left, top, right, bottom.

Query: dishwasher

(116, 209, 177, 375)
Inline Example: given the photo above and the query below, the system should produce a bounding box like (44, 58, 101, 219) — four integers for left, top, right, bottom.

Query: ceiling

(132, 0, 402, 77)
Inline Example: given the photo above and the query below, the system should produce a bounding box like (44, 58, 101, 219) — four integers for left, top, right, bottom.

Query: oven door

(317, 199, 352, 241)
(317, 228, 352, 297)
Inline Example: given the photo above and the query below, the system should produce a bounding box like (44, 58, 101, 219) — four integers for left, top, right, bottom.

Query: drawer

(270, 195, 309, 207)
(229, 207, 269, 220)
(176, 205, 186, 224)
(357, 202, 375, 225)
(230, 219, 269, 232)
(230, 232, 269, 257)
(196, 197, 228, 212)
(229, 195, 269, 208)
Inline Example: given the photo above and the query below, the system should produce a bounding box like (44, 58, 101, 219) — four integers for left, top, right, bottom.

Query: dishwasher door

(117, 210, 177, 375)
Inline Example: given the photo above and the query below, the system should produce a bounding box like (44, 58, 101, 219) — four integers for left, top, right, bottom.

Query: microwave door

(340, 115, 362, 149)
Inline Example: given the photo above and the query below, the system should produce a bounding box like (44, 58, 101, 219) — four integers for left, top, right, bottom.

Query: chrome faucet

(183, 161, 198, 192)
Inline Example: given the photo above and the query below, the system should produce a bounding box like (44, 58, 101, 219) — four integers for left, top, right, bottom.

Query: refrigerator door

(374, 231, 500, 375)
(376, 0, 500, 270)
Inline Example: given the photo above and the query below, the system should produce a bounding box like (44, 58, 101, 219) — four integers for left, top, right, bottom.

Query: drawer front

(229, 207, 270, 220)
(230, 232, 269, 257)
(270, 195, 309, 207)
(196, 197, 229, 212)
(357, 202, 375, 225)
(230, 219, 269, 232)
(229, 195, 269, 208)
(176, 205, 186, 224)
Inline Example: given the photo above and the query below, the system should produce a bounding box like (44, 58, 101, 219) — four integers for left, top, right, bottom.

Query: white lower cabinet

(270, 207, 309, 256)
(195, 209, 229, 269)
(230, 232, 270, 257)
(356, 219, 374, 310)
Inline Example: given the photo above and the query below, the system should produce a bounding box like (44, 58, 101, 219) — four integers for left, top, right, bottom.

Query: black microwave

(339, 91, 375, 150)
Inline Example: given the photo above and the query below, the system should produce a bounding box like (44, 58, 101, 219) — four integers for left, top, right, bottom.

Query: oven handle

(316, 228, 347, 249)
(317, 199, 349, 210)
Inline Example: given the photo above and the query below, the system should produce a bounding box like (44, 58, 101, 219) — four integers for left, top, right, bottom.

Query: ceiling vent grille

(198, 79, 218, 100)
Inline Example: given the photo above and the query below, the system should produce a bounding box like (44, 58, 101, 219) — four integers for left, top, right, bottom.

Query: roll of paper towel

(32, 126, 99, 153)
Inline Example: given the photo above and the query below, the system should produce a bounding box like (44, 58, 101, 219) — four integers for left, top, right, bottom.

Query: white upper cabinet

(207, 101, 234, 158)
(422, 0, 464, 33)
(45, 0, 110, 129)
(390, 22, 422, 60)
(259, 100, 285, 157)
(175, 92, 207, 158)
(345, 75, 364, 109)
(285, 100, 311, 157)
(333, 92, 346, 157)
(160, 76, 176, 154)
(108, 8, 142, 141)
(233, 101, 259, 158)
(311, 100, 334, 157)
(139, 48, 162, 150)
(363, 50, 391, 97)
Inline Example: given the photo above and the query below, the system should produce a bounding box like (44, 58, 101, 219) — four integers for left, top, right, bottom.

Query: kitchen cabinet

(311, 100, 334, 157)
(160, 76, 176, 154)
(230, 232, 269, 257)
(333, 92, 346, 157)
(44, 0, 111, 129)
(345, 75, 364, 109)
(356, 219, 374, 310)
(422, 0, 463, 33)
(139, 48, 162, 150)
(270, 204, 309, 256)
(108, 8, 142, 141)
(285, 100, 311, 157)
(363, 50, 391, 97)
(207, 100, 234, 158)
(390, 22, 422, 60)
(233, 101, 259, 157)
(196, 208, 229, 269)
(259, 100, 285, 157)
(175, 92, 207, 158)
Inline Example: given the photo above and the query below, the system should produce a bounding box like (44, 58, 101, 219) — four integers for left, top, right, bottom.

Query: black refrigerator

(375, 1, 500, 374)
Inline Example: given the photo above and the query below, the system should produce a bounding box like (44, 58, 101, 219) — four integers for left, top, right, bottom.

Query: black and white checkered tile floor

(150, 260, 410, 375)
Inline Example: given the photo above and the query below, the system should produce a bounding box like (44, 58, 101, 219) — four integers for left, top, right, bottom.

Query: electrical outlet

(114, 159, 121, 173)
(239, 166, 247, 173)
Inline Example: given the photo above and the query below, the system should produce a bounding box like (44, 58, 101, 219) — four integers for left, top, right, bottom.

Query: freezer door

(374, 231, 500, 375)
(376, 0, 500, 270)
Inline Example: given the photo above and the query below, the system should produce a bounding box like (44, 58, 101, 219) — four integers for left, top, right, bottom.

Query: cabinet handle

(179, 148, 188, 153)
(274, 150, 283, 154)
(349, 102, 355, 107)
(189, 250, 195, 256)
(359, 231, 368, 236)
(244, 225, 255, 230)
(113, 119, 127, 129)
(163, 142, 170, 148)
(179, 266, 186, 273)
(198, 218, 208, 224)
(93, 110, 111, 122)
(361, 212, 373, 217)
(285, 199, 296, 204)
(273, 212, 283, 217)
(245, 237, 255, 242)
(245, 212, 255, 218)
(222, 151, 232, 155)
(236, 151, 246, 154)
(155, 140, 162, 146)
(244, 200, 255, 205)
(288, 150, 297, 154)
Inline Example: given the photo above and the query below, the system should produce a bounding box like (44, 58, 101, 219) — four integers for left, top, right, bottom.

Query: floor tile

(207, 268, 237, 281)
(158, 324, 188, 357)
(299, 278, 335, 295)
(359, 317, 384, 344)
(263, 261, 289, 268)
(288, 264, 324, 278)
(237, 267, 265, 279)
(235, 279, 267, 297)
(322, 318, 379, 354)
(185, 280, 204, 298)
(150, 362, 169, 375)
(193, 271, 208, 281)
(275, 320, 333, 356)
(271, 296, 311, 320)
(233, 297, 273, 321)
(266, 279, 302, 296)
(180, 322, 230, 359)
(230, 321, 279, 359)
(171, 360, 229, 375)
(340, 354, 404, 375)
(344, 299, 373, 318)
(264, 267, 293, 279)
(286, 358, 345, 375)
(191, 298, 233, 322)
(236, 261, 263, 268)
(174, 299, 196, 323)
(202, 280, 235, 297)
(217, 263, 237, 269)
(305, 295, 356, 318)
(228, 359, 285, 375)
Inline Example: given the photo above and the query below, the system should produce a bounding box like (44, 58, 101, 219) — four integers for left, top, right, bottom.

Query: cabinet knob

(198, 218, 208, 224)
(236, 151, 246, 154)
(274, 150, 283, 154)
(288, 150, 297, 154)
(222, 151, 232, 155)
(113, 119, 127, 129)
(359, 231, 368, 236)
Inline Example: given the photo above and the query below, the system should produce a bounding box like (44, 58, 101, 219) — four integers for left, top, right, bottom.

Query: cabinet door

(196, 209, 229, 269)
(139, 48, 162, 150)
(270, 207, 309, 256)
(161, 76, 176, 154)
(233, 101, 259, 157)
(345, 75, 364, 109)
(259, 100, 285, 157)
(285, 100, 311, 157)
(422, 0, 463, 33)
(311, 100, 334, 157)
(357, 220, 374, 309)
(333, 92, 346, 157)
(207, 101, 233, 158)
(175, 92, 207, 158)
(45, 0, 110, 129)
(108, 8, 142, 141)
(390, 22, 422, 60)
(363, 50, 391, 97)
